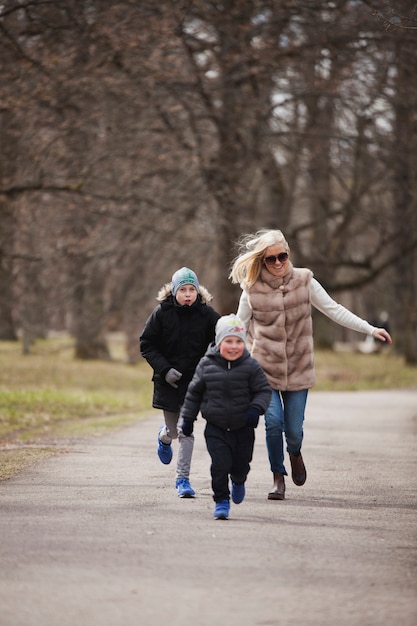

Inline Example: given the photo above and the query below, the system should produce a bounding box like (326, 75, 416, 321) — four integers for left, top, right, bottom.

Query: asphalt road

(1, 390, 416, 626)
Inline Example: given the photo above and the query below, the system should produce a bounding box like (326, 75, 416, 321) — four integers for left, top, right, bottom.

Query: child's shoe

(176, 478, 195, 498)
(231, 481, 245, 504)
(213, 500, 230, 520)
(157, 426, 172, 465)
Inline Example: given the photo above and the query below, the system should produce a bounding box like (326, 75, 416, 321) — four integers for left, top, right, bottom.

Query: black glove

(180, 419, 194, 437)
(165, 368, 182, 388)
(243, 407, 261, 428)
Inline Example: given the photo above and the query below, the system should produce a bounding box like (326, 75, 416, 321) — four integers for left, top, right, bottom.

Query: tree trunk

(0, 203, 17, 340)
(392, 34, 417, 364)
(71, 258, 110, 360)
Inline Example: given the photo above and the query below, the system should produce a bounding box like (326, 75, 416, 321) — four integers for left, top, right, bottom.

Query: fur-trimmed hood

(157, 282, 214, 304)
(140, 280, 220, 412)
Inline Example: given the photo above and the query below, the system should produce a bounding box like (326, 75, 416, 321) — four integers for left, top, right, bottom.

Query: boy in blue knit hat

(179, 315, 272, 519)
(140, 267, 220, 498)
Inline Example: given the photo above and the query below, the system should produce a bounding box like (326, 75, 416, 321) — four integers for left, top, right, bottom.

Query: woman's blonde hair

(229, 229, 290, 289)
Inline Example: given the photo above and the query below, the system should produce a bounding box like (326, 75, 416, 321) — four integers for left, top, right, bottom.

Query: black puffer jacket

(139, 284, 220, 412)
(180, 344, 272, 431)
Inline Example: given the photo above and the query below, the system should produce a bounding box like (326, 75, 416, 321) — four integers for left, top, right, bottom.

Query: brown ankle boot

(267, 472, 285, 500)
(289, 452, 307, 486)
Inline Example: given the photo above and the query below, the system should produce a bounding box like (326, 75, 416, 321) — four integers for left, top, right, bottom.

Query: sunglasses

(264, 252, 289, 265)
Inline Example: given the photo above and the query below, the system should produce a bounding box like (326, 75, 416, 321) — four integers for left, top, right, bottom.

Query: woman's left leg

(282, 389, 308, 485)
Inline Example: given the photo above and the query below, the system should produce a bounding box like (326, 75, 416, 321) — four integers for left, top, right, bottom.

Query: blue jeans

(264, 389, 308, 475)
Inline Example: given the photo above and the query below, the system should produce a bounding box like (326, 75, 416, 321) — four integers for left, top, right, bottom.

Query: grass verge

(0, 335, 152, 480)
(314, 348, 417, 390)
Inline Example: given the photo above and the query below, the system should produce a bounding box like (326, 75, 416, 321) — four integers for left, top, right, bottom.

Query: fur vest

(247, 264, 315, 391)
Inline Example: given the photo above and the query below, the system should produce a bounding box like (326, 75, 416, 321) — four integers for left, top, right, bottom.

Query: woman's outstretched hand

(372, 328, 392, 343)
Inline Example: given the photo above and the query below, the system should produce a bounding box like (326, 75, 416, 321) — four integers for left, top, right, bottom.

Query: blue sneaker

(157, 426, 172, 465)
(176, 478, 195, 498)
(231, 482, 245, 504)
(213, 500, 230, 520)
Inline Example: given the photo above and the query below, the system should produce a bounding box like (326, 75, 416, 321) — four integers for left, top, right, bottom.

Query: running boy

(140, 267, 220, 498)
(179, 315, 271, 519)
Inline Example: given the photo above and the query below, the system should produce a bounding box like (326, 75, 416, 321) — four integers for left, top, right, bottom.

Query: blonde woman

(230, 229, 392, 500)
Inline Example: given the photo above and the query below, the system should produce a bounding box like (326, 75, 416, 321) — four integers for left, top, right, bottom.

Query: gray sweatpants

(159, 410, 194, 480)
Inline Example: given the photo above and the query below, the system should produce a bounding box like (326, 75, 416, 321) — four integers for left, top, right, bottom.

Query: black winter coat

(180, 344, 272, 431)
(139, 285, 220, 412)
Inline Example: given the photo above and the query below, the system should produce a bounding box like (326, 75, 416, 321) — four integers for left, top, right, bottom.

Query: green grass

(0, 335, 416, 480)
(314, 348, 417, 391)
(0, 335, 152, 479)
(0, 338, 151, 438)
(0, 388, 138, 438)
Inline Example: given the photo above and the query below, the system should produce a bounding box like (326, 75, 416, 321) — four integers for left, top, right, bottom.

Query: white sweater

(237, 277, 376, 336)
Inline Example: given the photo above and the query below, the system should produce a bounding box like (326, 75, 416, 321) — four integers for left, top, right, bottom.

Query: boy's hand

(243, 407, 260, 428)
(180, 419, 194, 437)
(165, 368, 182, 388)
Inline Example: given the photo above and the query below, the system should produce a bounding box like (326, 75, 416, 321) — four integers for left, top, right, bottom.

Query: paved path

(1, 390, 416, 626)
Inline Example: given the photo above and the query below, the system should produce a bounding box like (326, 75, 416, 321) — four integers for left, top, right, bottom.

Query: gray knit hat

(215, 314, 246, 347)
(171, 267, 199, 296)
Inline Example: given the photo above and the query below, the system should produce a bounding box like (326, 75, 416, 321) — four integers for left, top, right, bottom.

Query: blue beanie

(171, 267, 199, 296)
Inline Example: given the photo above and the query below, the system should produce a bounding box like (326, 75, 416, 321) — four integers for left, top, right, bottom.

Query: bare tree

(1, 0, 216, 356)
(1, 0, 416, 360)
